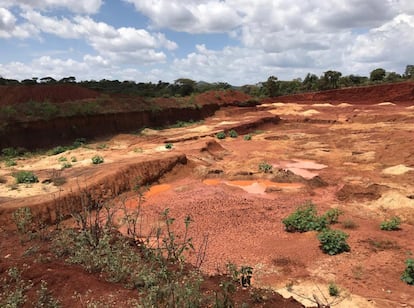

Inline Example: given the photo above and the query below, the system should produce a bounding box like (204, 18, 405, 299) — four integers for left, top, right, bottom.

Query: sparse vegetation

(328, 282, 340, 297)
(228, 130, 238, 138)
(0, 267, 33, 307)
(91, 155, 104, 164)
(165, 143, 173, 149)
(342, 219, 358, 229)
(258, 162, 272, 173)
(243, 134, 252, 141)
(322, 208, 343, 224)
(380, 216, 401, 231)
(5, 159, 17, 167)
(61, 162, 72, 169)
(216, 131, 226, 139)
(401, 258, 414, 285)
(317, 229, 350, 255)
(13, 171, 39, 184)
(282, 201, 328, 232)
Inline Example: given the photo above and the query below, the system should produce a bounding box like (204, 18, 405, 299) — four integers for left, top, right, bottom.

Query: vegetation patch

(13, 171, 39, 184)
(317, 229, 350, 255)
(401, 258, 414, 285)
(380, 216, 401, 231)
(282, 201, 331, 232)
(228, 130, 238, 138)
(91, 155, 104, 164)
(258, 162, 272, 173)
(216, 131, 226, 139)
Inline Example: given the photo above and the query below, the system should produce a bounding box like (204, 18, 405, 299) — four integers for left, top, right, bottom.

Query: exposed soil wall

(0, 104, 220, 150)
(271, 81, 414, 104)
(0, 154, 187, 229)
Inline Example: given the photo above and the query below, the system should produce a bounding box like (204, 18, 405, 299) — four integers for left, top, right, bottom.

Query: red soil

(272, 81, 414, 105)
(0, 84, 100, 106)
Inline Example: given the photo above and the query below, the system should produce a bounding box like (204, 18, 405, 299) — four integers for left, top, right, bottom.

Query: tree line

(1, 65, 413, 98)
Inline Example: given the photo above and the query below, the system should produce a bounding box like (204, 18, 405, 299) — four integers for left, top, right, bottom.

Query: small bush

(91, 155, 104, 164)
(328, 282, 340, 296)
(380, 216, 401, 231)
(5, 159, 17, 167)
(401, 258, 414, 285)
(165, 143, 173, 149)
(322, 208, 343, 224)
(13, 171, 39, 184)
(61, 162, 72, 169)
(2, 147, 20, 157)
(72, 138, 86, 148)
(216, 132, 226, 139)
(57, 157, 67, 162)
(228, 130, 238, 138)
(258, 162, 272, 173)
(50, 146, 66, 156)
(317, 229, 350, 255)
(244, 134, 252, 141)
(70, 156, 77, 162)
(282, 202, 327, 232)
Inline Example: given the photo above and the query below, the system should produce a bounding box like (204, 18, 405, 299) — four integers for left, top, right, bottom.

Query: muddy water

(276, 159, 327, 179)
(203, 179, 303, 194)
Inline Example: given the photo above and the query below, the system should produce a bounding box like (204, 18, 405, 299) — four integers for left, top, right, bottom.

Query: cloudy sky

(0, 0, 413, 85)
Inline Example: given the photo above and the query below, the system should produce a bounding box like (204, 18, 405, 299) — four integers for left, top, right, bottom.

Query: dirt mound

(336, 183, 387, 201)
(200, 139, 227, 155)
(272, 82, 414, 104)
(0, 84, 101, 106)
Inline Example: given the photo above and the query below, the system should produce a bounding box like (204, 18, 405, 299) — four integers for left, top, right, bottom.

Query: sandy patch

(301, 109, 320, 116)
(188, 125, 211, 133)
(406, 105, 414, 110)
(217, 121, 238, 126)
(382, 164, 413, 175)
(337, 103, 353, 107)
(312, 103, 334, 107)
(276, 283, 376, 308)
(370, 191, 414, 211)
(377, 102, 395, 106)
(0, 182, 60, 198)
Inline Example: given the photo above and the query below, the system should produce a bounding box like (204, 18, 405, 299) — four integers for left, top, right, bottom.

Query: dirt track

(1, 85, 414, 307)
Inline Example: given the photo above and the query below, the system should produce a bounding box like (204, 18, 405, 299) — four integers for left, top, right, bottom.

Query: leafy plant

(322, 208, 343, 224)
(228, 130, 238, 138)
(216, 131, 226, 140)
(61, 162, 72, 169)
(282, 202, 327, 232)
(70, 156, 77, 162)
(12, 207, 33, 236)
(401, 258, 414, 285)
(57, 157, 67, 162)
(380, 216, 401, 231)
(50, 146, 66, 156)
(317, 229, 350, 255)
(243, 134, 252, 141)
(91, 155, 104, 164)
(13, 171, 39, 184)
(328, 282, 340, 296)
(5, 159, 17, 167)
(258, 162, 272, 173)
(36, 280, 61, 308)
(165, 143, 173, 149)
(0, 267, 33, 307)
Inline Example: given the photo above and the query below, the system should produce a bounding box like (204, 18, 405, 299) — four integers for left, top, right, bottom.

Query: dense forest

(1, 65, 414, 98)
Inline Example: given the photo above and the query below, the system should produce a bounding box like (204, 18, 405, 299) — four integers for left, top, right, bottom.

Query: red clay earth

(1, 84, 414, 307)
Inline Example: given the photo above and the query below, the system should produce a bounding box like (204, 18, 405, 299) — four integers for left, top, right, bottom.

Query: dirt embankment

(271, 81, 414, 104)
(0, 154, 187, 229)
(0, 85, 255, 150)
(0, 84, 100, 106)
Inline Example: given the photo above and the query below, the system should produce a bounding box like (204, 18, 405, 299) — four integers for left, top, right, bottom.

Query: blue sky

(1, 0, 414, 85)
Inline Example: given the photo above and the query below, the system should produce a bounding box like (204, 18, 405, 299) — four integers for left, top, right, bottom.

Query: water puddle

(277, 159, 327, 179)
(203, 179, 303, 194)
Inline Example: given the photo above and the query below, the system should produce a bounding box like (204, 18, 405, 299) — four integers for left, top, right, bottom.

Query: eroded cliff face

(0, 105, 220, 150)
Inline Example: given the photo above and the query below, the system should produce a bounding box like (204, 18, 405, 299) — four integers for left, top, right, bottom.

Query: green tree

(370, 68, 386, 82)
(404, 65, 414, 79)
(322, 70, 342, 89)
(302, 73, 319, 91)
(264, 76, 280, 97)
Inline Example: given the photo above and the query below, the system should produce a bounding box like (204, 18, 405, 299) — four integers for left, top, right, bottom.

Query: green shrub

(70, 156, 77, 162)
(380, 216, 401, 231)
(72, 138, 86, 148)
(322, 208, 343, 224)
(258, 162, 272, 173)
(165, 143, 173, 149)
(13, 171, 39, 184)
(91, 155, 104, 164)
(328, 282, 340, 296)
(61, 162, 72, 169)
(282, 202, 327, 232)
(216, 132, 226, 139)
(228, 130, 238, 138)
(244, 134, 252, 141)
(317, 229, 350, 255)
(401, 258, 414, 285)
(2, 147, 21, 158)
(50, 146, 66, 156)
(57, 157, 67, 162)
(5, 159, 17, 167)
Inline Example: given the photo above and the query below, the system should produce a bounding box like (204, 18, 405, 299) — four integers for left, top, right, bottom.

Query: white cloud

(125, 0, 242, 33)
(1, 0, 103, 14)
(0, 8, 37, 38)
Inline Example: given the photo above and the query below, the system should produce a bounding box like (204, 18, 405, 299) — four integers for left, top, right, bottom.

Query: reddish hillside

(272, 81, 414, 105)
(0, 84, 101, 106)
